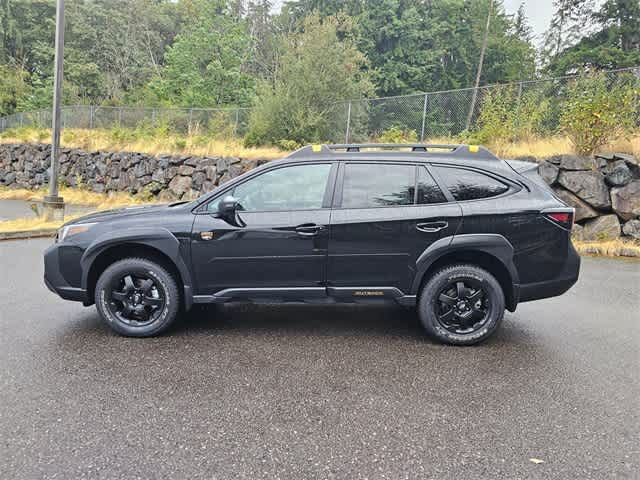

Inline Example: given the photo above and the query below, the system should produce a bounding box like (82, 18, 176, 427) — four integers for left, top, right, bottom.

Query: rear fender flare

(80, 227, 194, 310)
(412, 233, 519, 298)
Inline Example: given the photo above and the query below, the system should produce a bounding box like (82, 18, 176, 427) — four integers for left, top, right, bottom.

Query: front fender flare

(411, 233, 519, 305)
(80, 227, 194, 310)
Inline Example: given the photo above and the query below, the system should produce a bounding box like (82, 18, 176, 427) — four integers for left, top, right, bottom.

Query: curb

(0, 229, 57, 241)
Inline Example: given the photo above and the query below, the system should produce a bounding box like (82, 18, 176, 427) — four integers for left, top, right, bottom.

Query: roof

(286, 143, 500, 162)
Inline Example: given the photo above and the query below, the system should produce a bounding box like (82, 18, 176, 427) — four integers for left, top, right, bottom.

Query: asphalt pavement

(0, 238, 638, 479)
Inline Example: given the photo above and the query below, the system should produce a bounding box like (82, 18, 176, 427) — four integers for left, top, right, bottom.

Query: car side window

(417, 166, 447, 204)
(341, 163, 415, 208)
(209, 163, 332, 212)
(433, 166, 509, 201)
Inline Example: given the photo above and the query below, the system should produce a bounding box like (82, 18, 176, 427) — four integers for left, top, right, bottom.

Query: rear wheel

(95, 258, 180, 337)
(418, 264, 505, 345)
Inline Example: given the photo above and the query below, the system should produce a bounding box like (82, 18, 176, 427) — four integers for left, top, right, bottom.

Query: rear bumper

(516, 241, 581, 303)
(44, 243, 89, 303)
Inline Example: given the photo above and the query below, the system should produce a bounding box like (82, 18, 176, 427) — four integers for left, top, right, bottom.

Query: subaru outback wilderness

(44, 144, 580, 345)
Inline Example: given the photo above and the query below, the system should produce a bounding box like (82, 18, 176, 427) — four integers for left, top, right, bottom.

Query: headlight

(57, 223, 97, 242)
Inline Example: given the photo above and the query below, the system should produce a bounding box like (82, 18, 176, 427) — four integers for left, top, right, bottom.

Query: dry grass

(0, 185, 153, 210)
(2, 127, 638, 161)
(485, 135, 640, 160)
(573, 239, 640, 258)
(0, 215, 77, 233)
(427, 134, 640, 159)
(0, 127, 284, 160)
(0, 185, 155, 233)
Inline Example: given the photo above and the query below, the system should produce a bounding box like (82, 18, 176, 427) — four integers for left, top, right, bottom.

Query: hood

(64, 203, 184, 226)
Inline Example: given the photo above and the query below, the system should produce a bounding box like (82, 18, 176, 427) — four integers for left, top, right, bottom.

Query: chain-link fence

(1, 67, 638, 142)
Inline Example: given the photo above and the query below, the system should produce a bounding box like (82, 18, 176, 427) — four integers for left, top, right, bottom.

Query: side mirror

(216, 195, 245, 227)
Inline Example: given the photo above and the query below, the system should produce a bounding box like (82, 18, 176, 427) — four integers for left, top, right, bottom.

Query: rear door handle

(295, 223, 323, 236)
(416, 221, 448, 233)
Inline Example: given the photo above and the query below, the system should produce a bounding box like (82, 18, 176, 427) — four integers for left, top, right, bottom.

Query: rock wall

(534, 153, 640, 241)
(1, 142, 638, 240)
(0, 143, 269, 202)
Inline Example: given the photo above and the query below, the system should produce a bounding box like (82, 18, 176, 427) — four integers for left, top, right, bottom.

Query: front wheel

(95, 258, 181, 337)
(418, 264, 505, 346)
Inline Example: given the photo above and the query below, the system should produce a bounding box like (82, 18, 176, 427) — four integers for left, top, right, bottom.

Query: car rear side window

(342, 163, 415, 208)
(433, 166, 509, 201)
(417, 167, 447, 204)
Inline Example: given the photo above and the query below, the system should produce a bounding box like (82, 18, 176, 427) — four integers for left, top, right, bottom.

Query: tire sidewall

(419, 266, 505, 346)
(95, 259, 179, 337)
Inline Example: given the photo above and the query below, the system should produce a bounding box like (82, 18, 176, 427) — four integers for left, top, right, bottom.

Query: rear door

(327, 162, 461, 295)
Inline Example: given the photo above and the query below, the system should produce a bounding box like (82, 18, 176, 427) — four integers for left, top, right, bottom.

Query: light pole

(43, 0, 65, 221)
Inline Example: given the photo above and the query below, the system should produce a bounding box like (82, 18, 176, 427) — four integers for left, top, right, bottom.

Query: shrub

(560, 73, 639, 155)
(465, 85, 550, 146)
(377, 126, 418, 143)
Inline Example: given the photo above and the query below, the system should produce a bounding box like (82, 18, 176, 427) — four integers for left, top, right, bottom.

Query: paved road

(0, 199, 95, 221)
(0, 239, 638, 479)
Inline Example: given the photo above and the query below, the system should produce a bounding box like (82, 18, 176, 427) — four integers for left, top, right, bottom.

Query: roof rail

(286, 143, 499, 160)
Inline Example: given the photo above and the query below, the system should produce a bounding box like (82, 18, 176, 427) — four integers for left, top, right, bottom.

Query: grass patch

(0, 215, 77, 233)
(0, 185, 154, 210)
(0, 185, 156, 234)
(1, 127, 638, 160)
(0, 127, 284, 161)
(573, 239, 640, 258)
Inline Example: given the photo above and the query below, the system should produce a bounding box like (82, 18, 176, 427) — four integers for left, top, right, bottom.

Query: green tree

(245, 14, 373, 146)
(0, 64, 29, 115)
(545, 0, 640, 74)
(146, 0, 255, 107)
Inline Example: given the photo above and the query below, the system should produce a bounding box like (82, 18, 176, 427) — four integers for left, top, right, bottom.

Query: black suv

(44, 144, 580, 345)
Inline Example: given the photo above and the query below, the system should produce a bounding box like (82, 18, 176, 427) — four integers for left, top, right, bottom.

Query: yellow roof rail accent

(469, 145, 480, 153)
(311, 144, 322, 153)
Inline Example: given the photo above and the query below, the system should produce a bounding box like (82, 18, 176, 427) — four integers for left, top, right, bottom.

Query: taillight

(542, 209, 574, 230)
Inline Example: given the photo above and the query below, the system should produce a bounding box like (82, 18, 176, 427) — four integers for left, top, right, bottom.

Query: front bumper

(44, 243, 89, 303)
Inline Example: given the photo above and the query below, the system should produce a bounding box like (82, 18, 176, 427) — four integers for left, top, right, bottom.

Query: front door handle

(295, 223, 323, 236)
(416, 221, 448, 233)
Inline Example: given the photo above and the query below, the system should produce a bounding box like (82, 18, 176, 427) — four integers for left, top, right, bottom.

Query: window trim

(196, 161, 338, 214)
(428, 164, 519, 203)
(333, 161, 450, 210)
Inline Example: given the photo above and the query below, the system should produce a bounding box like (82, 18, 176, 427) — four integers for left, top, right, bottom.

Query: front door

(191, 162, 336, 295)
(327, 162, 461, 294)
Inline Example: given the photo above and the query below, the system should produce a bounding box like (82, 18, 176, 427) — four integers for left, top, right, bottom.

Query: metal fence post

(420, 93, 429, 141)
(515, 82, 523, 132)
(234, 109, 240, 137)
(118, 107, 123, 127)
(89, 105, 94, 129)
(345, 101, 352, 144)
(188, 108, 193, 133)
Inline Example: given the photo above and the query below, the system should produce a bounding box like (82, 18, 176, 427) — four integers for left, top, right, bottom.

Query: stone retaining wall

(0, 143, 269, 202)
(532, 153, 639, 241)
(1, 142, 638, 240)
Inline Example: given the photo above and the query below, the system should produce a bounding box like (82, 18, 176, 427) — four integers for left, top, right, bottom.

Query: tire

(94, 257, 181, 337)
(418, 264, 505, 346)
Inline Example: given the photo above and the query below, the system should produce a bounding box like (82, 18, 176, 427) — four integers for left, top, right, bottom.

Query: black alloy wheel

(435, 279, 490, 335)
(107, 273, 165, 327)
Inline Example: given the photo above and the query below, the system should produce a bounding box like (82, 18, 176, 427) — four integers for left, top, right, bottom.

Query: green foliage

(0, 65, 29, 115)
(560, 73, 639, 155)
(377, 126, 418, 144)
(244, 14, 373, 146)
(465, 86, 551, 145)
(545, 0, 640, 74)
(145, 0, 254, 107)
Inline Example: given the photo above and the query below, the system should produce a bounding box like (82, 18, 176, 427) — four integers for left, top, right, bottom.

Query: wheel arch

(412, 234, 519, 311)
(80, 228, 194, 310)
